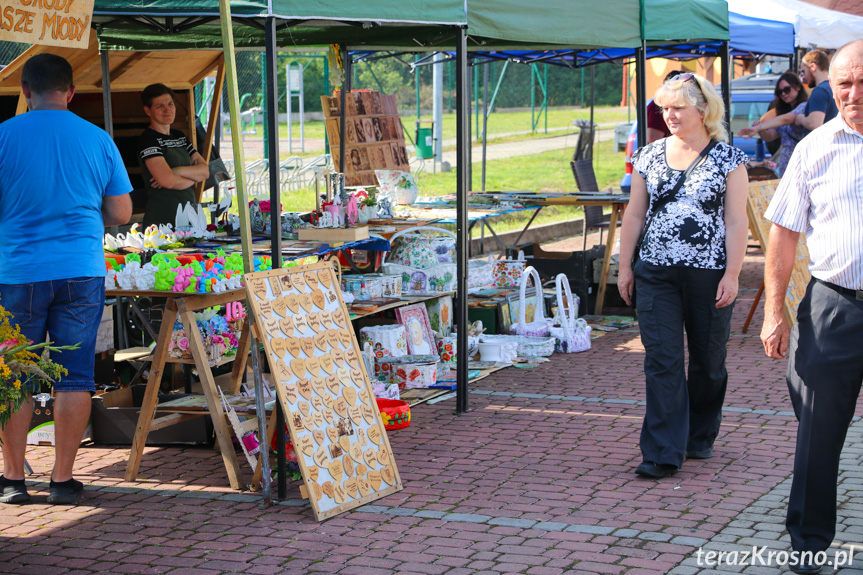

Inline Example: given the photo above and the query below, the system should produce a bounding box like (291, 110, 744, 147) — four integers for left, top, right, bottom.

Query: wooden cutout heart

(298, 401, 310, 417)
(294, 314, 309, 334)
(363, 449, 378, 469)
(329, 443, 344, 459)
(358, 389, 370, 404)
(313, 412, 324, 428)
(279, 274, 293, 292)
(311, 289, 326, 310)
(263, 318, 280, 338)
(286, 337, 301, 358)
(331, 348, 345, 367)
(326, 375, 340, 396)
(319, 353, 334, 375)
(318, 268, 333, 288)
(358, 475, 371, 496)
(350, 368, 364, 387)
(313, 430, 325, 446)
(325, 329, 339, 348)
(343, 387, 357, 406)
(326, 291, 338, 305)
(361, 404, 375, 425)
(300, 337, 315, 357)
(350, 443, 363, 463)
(304, 271, 319, 291)
(276, 360, 291, 381)
(345, 348, 360, 367)
(328, 460, 343, 482)
(268, 276, 282, 298)
(322, 408, 334, 425)
(303, 415, 314, 432)
(381, 465, 395, 486)
(336, 367, 350, 386)
(314, 332, 328, 352)
(333, 308, 347, 328)
(334, 397, 348, 418)
(308, 466, 319, 482)
(313, 447, 327, 467)
(326, 427, 339, 444)
(356, 464, 368, 477)
(376, 444, 390, 466)
(322, 393, 334, 409)
(322, 481, 334, 499)
(307, 312, 322, 333)
(297, 434, 313, 456)
(258, 300, 273, 317)
(283, 384, 298, 404)
(291, 273, 307, 293)
(279, 317, 295, 336)
(344, 476, 358, 499)
(368, 470, 382, 491)
(311, 481, 323, 501)
(338, 329, 352, 348)
(271, 337, 286, 358)
(250, 278, 267, 300)
(284, 293, 300, 314)
(356, 428, 368, 446)
(297, 379, 312, 400)
(339, 435, 351, 453)
(348, 405, 363, 426)
(305, 356, 320, 377)
(272, 297, 288, 318)
(290, 358, 307, 379)
(311, 395, 323, 412)
(333, 483, 347, 504)
(367, 425, 382, 445)
(299, 293, 314, 313)
(319, 310, 333, 329)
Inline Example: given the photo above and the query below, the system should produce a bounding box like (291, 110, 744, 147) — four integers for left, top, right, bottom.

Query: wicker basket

(480, 334, 556, 357)
(376, 398, 411, 430)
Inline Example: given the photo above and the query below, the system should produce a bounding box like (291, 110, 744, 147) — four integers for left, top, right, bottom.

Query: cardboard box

(91, 386, 213, 445)
(95, 305, 114, 354)
(27, 395, 92, 446)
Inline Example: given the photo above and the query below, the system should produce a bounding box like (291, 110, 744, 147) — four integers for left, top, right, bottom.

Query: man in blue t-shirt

(0, 54, 132, 506)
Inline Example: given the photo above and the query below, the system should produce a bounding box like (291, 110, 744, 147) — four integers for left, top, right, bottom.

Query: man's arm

(738, 111, 796, 138)
(795, 110, 825, 131)
(102, 194, 132, 227)
(760, 224, 800, 359)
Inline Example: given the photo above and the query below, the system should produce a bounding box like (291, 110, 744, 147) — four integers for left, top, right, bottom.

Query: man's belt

(815, 278, 863, 301)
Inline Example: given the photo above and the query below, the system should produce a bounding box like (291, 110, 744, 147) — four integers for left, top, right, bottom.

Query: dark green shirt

(138, 127, 198, 227)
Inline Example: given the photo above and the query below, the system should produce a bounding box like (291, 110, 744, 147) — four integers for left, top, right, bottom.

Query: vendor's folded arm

(144, 156, 199, 189)
(171, 152, 209, 182)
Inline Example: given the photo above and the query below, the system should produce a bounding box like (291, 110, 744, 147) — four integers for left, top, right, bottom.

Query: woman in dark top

(138, 83, 209, 228)
(617, 73, 749, 478)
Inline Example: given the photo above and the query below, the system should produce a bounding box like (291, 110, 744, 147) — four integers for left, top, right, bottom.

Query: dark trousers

(634, 261, 733, 467)
(786, 279, 863, 552)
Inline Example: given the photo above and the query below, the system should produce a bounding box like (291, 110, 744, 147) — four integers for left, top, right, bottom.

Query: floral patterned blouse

(632, 139, 747, 269)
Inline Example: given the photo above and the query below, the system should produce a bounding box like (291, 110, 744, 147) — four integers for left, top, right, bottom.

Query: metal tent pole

(635, 42, 647, 151)
(341, 46, 351, 174)
(455, 27, 470, 415)
(720, 41, 732, 140)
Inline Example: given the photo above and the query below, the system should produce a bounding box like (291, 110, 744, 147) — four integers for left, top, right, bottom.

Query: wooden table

(107, 288, 252, 490)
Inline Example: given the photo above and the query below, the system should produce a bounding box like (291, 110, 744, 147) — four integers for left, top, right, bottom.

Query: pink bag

(511, 266, 550, 338)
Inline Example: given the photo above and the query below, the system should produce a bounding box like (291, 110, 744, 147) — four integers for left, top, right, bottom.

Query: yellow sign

(0, 0, 93, 49)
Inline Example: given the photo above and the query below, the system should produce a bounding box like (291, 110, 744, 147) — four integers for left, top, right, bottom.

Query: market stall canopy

(726, 0, 863, 50)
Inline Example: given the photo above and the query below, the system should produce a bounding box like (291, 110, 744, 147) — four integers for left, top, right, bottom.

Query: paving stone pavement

(3, 245, 863, 574)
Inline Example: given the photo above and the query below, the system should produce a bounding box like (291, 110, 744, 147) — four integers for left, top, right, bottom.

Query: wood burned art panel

(244, 262, 403, 521)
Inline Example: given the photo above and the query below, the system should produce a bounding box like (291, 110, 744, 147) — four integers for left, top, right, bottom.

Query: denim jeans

(0, 277, 105, 392)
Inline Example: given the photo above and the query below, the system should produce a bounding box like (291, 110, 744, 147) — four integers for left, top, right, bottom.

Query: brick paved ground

(3, 244, 863, 574)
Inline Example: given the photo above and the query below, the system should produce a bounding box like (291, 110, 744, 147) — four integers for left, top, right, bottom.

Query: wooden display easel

(115, 288, 253, 490)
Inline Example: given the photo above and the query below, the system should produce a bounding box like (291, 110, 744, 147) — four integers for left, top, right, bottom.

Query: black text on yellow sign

(0, 0, 94, 49)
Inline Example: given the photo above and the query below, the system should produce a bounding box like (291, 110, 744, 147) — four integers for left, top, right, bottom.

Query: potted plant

(358, 195, 377, 224)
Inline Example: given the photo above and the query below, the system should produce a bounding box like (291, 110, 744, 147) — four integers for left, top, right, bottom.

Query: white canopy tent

(727, 0, 863, 49)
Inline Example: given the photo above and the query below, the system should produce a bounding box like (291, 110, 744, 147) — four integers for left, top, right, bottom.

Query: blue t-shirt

(803, 80, 838, 123)
(0, 110, 132, 283)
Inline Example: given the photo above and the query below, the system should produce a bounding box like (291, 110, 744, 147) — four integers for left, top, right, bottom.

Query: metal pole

(455, 27, 470, 414)
(636, 42, 647, 151)
(100, 49, 114, 139)
(341, 45, 351, 176)
(481, 63, 489, 191)
(589, 66, 595, 160)
(720, 41, 732, 141)
(433, 52, 443, 171)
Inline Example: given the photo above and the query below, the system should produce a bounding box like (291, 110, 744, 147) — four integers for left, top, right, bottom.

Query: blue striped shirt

(764, 115, 863, 290)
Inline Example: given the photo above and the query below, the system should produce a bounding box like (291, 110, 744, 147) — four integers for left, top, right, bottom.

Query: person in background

(617, 73, 749, 479)
(138, 83, 209, 228)
(760, 40, 863, 575)
(646, 70, 684, 143)
(0, 54, 132, 505)
(738, 72, 809, 176)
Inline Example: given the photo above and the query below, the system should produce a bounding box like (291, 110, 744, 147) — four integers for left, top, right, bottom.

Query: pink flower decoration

(177, 337, 190, 351)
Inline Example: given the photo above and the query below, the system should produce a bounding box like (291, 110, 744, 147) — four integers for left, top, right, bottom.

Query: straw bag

(511, 266, 550, 337)
(549, 274, 584, 353)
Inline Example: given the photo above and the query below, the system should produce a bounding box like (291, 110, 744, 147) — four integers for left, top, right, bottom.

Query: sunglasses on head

(674, 72, 706, 98)
(777, 85, 795, 96)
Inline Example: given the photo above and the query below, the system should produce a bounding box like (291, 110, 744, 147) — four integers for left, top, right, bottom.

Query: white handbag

(510, 266, 550, 338)
(549, 273, 584, 353)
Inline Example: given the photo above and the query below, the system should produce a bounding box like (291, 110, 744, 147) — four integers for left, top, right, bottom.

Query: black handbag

(630, 139, 717, 305)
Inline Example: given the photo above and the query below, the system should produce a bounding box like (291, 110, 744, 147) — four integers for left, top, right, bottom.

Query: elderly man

(760, 39, 863, 575)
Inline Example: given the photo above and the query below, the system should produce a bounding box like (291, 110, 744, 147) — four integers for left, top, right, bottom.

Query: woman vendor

(138, 83, 209, 227)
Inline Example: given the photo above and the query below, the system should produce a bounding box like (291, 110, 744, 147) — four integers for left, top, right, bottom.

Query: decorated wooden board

(243, 261, 403, 521)
(746, 179, 811, 326)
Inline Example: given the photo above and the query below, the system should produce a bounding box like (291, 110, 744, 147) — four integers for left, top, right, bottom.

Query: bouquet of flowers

(0, 303, 79, 435)
(168, 305, 245, 365)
